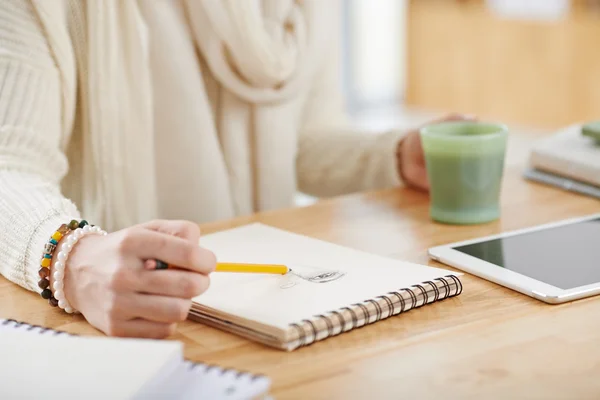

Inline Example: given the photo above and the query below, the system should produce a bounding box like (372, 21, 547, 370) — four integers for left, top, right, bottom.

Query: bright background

(297, 0, 600, 205)
(340, 0, 600, 129)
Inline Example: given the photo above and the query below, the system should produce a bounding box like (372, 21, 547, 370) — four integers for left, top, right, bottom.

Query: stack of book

(525, 123, 600, 199)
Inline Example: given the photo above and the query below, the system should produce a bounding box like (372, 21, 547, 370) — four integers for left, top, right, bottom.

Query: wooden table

(2, 129, 599, 399)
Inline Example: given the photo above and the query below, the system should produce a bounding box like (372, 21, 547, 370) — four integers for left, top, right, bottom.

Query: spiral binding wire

(1, 318, 72, 336)
(186, 361, 265, 382)
(289, 275, 462, 348)
(0, 318, 265, 382)
(3, 275, 462, 352)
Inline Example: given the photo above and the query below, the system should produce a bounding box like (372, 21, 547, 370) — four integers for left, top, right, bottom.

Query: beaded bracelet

(38, 222, 77, 307)
(38, 219, 106, 313)
(52, 223, 107, 314)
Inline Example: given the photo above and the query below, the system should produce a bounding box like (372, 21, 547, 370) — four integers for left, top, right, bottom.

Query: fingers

(444, 113, 477, 121)
(401, 157, 430, 191)
(119, 293, 192, 324)
(139, 219, 201, 242)
(135, 268, 210, 298)
(410, 168, 430, 191)
(117, 228, 216, 274)
(107, 318, 177, 339)
(422, 113, 477, 128)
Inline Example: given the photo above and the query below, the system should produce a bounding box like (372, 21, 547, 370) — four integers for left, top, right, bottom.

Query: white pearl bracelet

(52, 224, 107, 314)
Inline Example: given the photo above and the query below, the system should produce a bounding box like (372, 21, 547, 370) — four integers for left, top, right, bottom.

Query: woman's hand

(55, 220, 216, 338)
(398, 113, 476, 191)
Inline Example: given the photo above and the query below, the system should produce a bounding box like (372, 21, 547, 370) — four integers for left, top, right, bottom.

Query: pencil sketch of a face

(279, 264, 345, 289)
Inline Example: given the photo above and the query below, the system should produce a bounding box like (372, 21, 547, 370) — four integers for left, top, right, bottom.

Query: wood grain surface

(1, 128, 598, 399)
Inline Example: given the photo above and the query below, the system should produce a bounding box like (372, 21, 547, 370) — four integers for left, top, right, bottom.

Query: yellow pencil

(216, 262, 289, 275)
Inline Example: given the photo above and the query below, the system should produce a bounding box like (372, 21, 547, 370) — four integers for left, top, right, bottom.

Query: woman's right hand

(54, 220, 216, 338)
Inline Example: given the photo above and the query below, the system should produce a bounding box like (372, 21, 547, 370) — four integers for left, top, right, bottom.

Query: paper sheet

(0, 319, 271, 400)
(195, 224, 457, 330)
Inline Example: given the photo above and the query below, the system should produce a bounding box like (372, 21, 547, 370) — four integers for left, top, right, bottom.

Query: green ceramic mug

(420, 121, 509, 225)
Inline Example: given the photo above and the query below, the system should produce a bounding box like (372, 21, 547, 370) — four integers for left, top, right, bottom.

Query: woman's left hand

(397, 113, 476, 191)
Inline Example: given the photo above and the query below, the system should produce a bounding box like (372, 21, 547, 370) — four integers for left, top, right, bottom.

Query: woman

(0, 0, 464, 338)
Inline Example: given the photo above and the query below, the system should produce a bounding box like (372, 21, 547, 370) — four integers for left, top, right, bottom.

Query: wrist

(44, 221, 107, 314)
(53, 225, 107, 313)
(53, 233, 97, 313)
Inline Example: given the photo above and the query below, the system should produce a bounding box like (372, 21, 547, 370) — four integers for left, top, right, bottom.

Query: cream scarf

(32, 0, 329, 231)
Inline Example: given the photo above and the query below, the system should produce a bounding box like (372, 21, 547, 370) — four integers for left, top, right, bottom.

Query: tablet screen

(453, 217, 600, 290)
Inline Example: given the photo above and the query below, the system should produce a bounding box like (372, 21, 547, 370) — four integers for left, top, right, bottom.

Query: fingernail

(144, 259, 156, 270)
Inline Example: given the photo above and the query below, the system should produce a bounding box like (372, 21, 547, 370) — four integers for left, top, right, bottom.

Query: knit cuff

(375, 129, 410, 189)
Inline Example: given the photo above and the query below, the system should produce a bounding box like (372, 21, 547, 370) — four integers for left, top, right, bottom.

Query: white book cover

(0, 328, 182, 400)
(529, 124, 600, 187)
(0, 319, 271, 400)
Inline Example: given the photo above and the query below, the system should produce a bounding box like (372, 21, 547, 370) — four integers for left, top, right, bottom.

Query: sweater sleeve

(296, 4, 407, 197)
(0, 1, 80, 292)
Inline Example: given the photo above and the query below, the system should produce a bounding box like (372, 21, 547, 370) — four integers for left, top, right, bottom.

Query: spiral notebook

(0, 318, 270, 400)
(191, 224, 462, 351)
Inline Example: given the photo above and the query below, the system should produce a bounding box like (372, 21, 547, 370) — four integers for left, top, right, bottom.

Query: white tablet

(428, 213, 600, 304)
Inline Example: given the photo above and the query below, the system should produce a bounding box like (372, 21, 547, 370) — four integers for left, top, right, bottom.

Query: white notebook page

(0, 319, 271, 400)
(195, 224, 457, 330)
(0, 328, 182, 400)
(179, 362, 271, 400)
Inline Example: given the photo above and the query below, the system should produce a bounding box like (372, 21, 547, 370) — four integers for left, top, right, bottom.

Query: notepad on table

(191, 224, 462, 351)
(0, 319, 270, 400)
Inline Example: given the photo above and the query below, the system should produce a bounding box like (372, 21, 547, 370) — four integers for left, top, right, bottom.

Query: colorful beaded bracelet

(38, 219, 89, 307)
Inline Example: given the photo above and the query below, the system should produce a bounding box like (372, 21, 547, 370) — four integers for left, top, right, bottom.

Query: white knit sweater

(0, 0, 405, 293)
